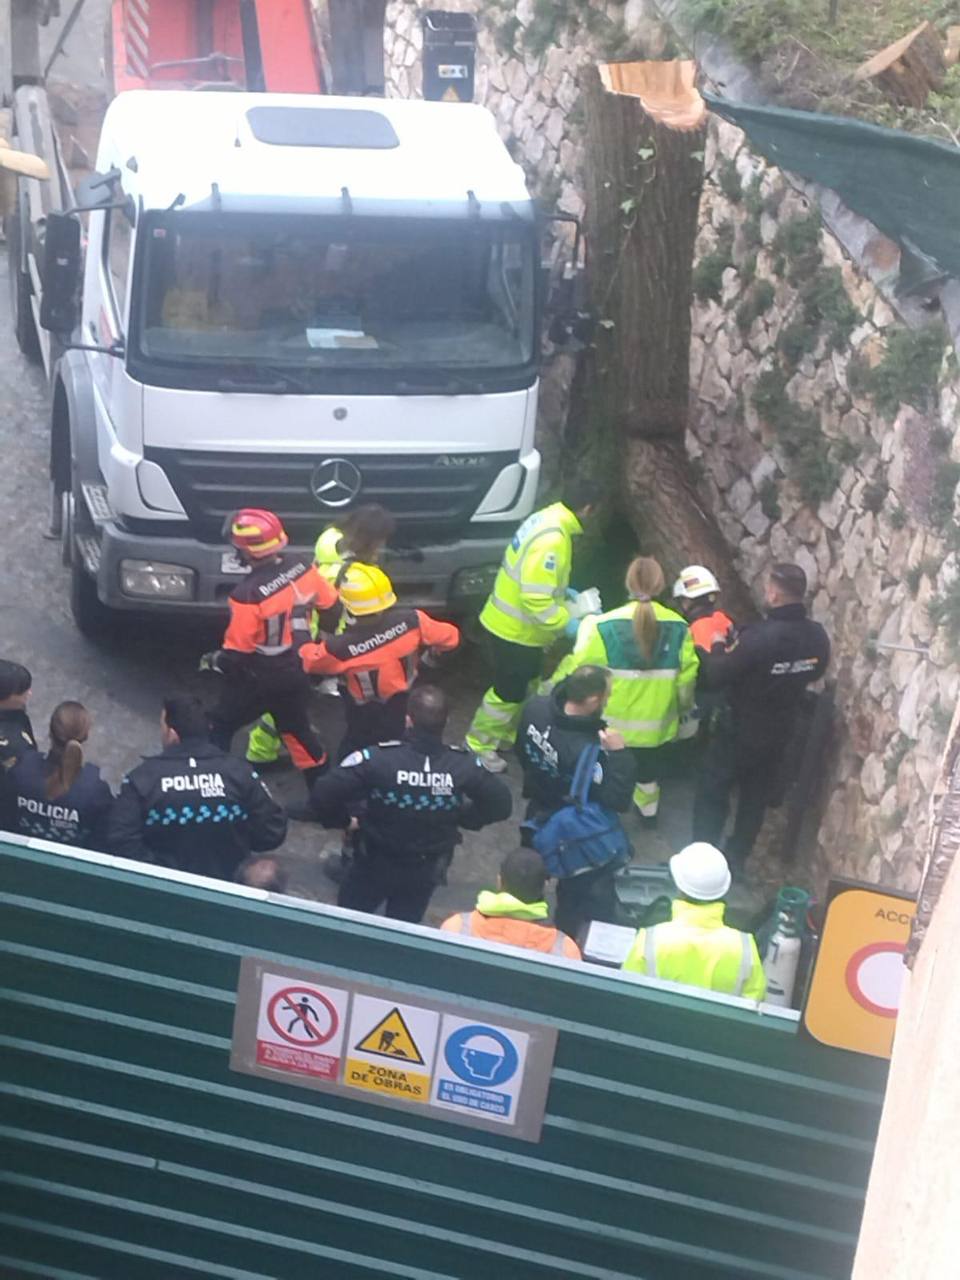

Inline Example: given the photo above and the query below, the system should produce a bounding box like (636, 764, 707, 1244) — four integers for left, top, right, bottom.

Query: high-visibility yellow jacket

(623, 899, 767, 1001)
(314, 525, 346, 583)
(479, 502, 582, 648)
(552, 600, 698, 747)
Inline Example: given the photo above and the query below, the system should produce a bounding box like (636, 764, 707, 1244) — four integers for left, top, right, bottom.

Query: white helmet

(672, 565, 720, 601)
(669, 843, 731, 901)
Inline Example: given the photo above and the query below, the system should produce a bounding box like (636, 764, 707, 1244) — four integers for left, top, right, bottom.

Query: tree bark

(575, 65, 756, 620)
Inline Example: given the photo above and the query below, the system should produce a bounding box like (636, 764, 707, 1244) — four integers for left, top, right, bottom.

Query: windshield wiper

(396, 373, 484, 395)
(217, 367, 309, 395)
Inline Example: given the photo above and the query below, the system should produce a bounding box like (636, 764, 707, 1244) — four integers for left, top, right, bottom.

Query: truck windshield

(134, 211, 536, 389)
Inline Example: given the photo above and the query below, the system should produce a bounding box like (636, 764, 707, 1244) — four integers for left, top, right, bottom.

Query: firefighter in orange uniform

(299, 562, 460, 759)
(203, 508, 339, 785)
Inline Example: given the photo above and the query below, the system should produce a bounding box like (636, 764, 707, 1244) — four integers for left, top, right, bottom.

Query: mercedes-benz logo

(310, 458, 362, 509)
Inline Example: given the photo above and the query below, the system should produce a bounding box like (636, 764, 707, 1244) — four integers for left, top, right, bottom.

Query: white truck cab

(44, 92, 542, 632)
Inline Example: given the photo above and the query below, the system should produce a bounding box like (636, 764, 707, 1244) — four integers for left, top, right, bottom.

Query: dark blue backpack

(523, 743, 632, 879)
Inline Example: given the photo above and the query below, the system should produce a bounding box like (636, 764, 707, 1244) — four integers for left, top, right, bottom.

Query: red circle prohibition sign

(844, 941, 906, 1018)
(267, 986, 339, 1046)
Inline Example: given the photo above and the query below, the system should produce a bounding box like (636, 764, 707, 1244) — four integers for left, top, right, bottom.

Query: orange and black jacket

(221, 555, 340, 668)
(300, 606, 459, 704)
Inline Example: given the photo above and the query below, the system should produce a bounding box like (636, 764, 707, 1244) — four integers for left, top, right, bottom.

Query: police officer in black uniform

(310, 685, 513, 922)
(107, 695, 288, 880)
(693, 562, 830, 870)
(0, 661, 37, 770)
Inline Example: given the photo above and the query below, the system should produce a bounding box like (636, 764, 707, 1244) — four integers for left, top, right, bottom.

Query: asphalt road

(1, 1, 690, 927)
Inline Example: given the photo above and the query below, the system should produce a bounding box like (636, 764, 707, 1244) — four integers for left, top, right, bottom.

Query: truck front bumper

(95, 521, 508, 617)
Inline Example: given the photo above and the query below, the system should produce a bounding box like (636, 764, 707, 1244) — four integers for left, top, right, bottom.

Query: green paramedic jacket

(479, 502, 582, 648)
(552, 600, 698, 747)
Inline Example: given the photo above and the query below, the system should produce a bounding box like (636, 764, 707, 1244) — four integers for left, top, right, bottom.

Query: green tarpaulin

(705, 93, 960, 282)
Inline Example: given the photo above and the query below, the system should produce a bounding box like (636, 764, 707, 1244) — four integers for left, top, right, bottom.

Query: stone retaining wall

(381, 0, 960, 892)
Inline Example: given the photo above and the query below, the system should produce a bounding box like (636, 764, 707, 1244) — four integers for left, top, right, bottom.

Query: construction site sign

(231, 957, 558, 1142)
(344, 996, 439, 1103)
(803, 881, 916, 1059)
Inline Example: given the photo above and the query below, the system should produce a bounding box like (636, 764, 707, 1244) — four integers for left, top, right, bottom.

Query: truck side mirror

(39, 212, 82, 336)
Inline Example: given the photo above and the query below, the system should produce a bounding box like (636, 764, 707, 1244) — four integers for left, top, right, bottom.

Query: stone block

(794, 544, 819, 593)
(751, 453, 778, 489)
(728, 476, 754, 518)
(860, 753, 886, 803)
(558, 181, 584, 219)
(506, 60, 527, 100)
(898, 661, 926, 739)
(545, 108, 565, 148)
(743, 503, 771, 540)
(698, 362, 734, 412)
(872, 295, 896, 328)
(714, 118, 744, 158)
(555, 73, 578, 114)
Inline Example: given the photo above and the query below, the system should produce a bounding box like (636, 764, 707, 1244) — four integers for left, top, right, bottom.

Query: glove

(564, 615, 581, 642)
(199, 650, 224, 674)
(565, 588, 580, 602)
(677, 709, 700, 741)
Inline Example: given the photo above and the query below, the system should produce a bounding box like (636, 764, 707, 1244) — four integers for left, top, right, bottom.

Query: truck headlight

(119, 560, 196, 600)
(451, 565, 498, 598)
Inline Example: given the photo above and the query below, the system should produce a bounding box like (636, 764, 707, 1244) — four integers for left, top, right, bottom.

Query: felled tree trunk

(576, 64, 756, 620)
(853, 21, 945, 110)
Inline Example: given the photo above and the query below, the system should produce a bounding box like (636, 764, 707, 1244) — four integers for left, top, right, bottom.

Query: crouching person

(442, 848, 581, 959)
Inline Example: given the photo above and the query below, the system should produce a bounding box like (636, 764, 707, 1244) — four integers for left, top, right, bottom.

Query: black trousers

(488, 633, 544, 703)
(555, 863, 620, 942)
(692, 728, 783, 868)
(339, 693, 409, 762)
(337, 852, 439, 924)
(210, 662, 327, 772)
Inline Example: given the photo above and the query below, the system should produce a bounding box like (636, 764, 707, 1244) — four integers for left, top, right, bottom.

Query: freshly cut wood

(597, 60, 707, 132)
(853, 21, 945, 109)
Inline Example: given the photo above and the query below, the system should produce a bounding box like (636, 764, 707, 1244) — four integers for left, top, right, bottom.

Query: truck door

(89, 199, 139, 467)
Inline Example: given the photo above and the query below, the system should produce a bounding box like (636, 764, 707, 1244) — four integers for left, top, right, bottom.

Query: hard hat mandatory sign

(432, 1016, 530, 1124)
(254, 972, 349, 1080)
(345, 994, 439, 1104)
(232, 959, 558, 1142)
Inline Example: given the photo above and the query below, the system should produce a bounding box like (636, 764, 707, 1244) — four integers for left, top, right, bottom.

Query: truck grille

(144, 448, 518, 544)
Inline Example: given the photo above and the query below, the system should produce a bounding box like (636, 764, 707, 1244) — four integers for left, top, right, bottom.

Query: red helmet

(229, 508, 288, 559)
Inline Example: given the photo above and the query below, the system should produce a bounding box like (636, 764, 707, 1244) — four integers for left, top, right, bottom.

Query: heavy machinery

(4, 0, 550, 636)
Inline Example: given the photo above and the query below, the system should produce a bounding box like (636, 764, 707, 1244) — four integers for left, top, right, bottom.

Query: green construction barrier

(0, 836, 887, 1280)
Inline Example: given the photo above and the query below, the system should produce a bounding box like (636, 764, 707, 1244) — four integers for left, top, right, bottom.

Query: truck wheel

(6, 198, 41, 364)
(70, 560, 116, 640)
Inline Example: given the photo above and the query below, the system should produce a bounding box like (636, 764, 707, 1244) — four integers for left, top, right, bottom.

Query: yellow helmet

(338, 562, 397, 616)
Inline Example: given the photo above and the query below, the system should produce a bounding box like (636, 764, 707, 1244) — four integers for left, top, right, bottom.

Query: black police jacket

(698, 603, 830, 745)
(516, 685, 637, 820)
(5, 750, 113, 850)
(107, 738, 288, 879)
(310, 728, 512, 862)
(0, 708, 37, 770)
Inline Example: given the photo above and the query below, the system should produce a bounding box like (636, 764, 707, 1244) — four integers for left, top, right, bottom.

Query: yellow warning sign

(344, 1058, 432, 1101)
(354, 1006, 425, 1065)
(803, 884, 916, 1059)
(441, 85, 461, 103)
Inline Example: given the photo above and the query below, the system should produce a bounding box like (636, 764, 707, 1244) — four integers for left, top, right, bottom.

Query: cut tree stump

(853, 21, 945, 110)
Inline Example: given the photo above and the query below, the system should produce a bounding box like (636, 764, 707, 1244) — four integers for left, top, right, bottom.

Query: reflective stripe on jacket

(552, 601, 698, 747)
(300, 607, 459, 704)
(479, 503, 582, 648)
(441, 894, 580, 959)
(223, 556, 339, 658)
(622, 899, 766, 1001)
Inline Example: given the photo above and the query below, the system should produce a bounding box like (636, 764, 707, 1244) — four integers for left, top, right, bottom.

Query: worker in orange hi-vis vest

(202, 508, 340, 788)
(671, 565, 734, 651)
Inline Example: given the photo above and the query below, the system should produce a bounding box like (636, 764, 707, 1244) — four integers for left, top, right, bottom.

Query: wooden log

(575, 64, 758, 621)
(853, 21, 945, 110)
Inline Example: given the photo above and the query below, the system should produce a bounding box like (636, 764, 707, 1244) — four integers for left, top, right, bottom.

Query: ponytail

(46, 701, 90, 801)
(625, 557, 666, 664)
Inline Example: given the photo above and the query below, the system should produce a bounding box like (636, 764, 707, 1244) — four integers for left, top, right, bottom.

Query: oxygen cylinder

(763, 887, 809, 1007)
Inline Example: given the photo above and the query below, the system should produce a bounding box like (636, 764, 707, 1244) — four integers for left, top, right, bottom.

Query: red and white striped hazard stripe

(125, 0, 150, 80)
